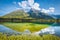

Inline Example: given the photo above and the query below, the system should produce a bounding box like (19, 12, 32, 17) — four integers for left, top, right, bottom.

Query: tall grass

(0, 33, 60, 40)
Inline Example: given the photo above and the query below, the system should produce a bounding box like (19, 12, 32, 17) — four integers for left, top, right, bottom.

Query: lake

(41, 23, 60, 36)
(0, 23, 60, 36)
(0, 24, 21, 35)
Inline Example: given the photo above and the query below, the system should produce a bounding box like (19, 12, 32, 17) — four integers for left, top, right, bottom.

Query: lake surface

(0, 23, 60, 36)
(0, 24, 21, 35)
(47, 27, 60, 36)
(46, 23, 60, 36)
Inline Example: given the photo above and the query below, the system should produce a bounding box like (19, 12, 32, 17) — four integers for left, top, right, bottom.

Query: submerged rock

(22, 29, 31, 35)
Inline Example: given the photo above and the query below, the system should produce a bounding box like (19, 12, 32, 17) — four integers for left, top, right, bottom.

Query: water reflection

(0, 23, 60, 36)
(47, 27, 60, 36)
(34, 23, 60, 36)
(0, 24, 21, 35)
(52, 23, 60, 26)
(46, 23, 60, 36)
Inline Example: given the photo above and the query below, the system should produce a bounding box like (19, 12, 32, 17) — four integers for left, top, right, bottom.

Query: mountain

(51, 15, 60, 19)
(2, 10, 32, 19)
(28, 9, 54, 19)
(2, 9, 54, 19)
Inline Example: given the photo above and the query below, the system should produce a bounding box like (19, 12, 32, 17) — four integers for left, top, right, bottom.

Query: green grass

(3, 23, 50, 32)
(0, 33, 60, 40)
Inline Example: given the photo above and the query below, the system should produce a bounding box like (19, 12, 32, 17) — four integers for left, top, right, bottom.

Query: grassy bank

(0, 33, 60, 40)
(2, 23, 50, 32)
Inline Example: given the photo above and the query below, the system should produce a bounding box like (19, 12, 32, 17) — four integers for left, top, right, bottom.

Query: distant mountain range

(1, 9, 60, 19)
(51, 15, 60, 19)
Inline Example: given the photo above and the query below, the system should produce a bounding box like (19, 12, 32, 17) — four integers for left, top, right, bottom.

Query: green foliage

(0, 33, 60, 40)
(43, 34, 60, 40)
(3, 23, 49, 32)
(2, 10, 32, 19)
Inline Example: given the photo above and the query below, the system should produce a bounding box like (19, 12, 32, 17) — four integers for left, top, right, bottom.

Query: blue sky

(0, 0, 60, 16)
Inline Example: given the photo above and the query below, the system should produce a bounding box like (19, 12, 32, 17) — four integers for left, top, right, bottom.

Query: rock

(22, 29, 31, 35)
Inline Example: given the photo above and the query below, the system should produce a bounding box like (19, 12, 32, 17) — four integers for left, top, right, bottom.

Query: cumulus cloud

(17, 0, 41, 11)
(18, 2, 21, 6)
(28, 0, 34, 6)
(49, 7, 55, 12)
(41, 7, 55, 13)
(21, 1, 27, 8)
(41, 9, 50, 13)
(32, 3, 41, 10)
(13, 0, 55, 13)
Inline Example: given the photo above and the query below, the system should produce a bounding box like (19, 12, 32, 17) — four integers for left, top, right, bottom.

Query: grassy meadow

(2, 23, 50, 32)
(0, 33, 60, 40)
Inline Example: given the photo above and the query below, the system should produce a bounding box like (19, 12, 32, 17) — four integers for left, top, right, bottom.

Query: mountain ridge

(2, 9, 54, 19)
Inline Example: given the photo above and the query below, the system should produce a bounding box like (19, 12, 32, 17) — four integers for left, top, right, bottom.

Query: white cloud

(28, 0, 34, 6)
(18, 1, 30, 12)
(32, 3, 41, 10)
(41, 9, 50, 13)
(41, 7, 55, 13)
(21, 1, 27, 9)
(49, 7, 55, 12)
(17, 0, 41, 11)
(18, 2, 22, 7)
(13, 0, 55, 13)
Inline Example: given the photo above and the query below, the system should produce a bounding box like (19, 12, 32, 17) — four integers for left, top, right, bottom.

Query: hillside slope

(2, 9, 54, 19)
(2, 10, 32, 19)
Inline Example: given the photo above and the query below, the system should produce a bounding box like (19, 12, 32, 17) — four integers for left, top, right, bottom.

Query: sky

(0, 0, 60, 16)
